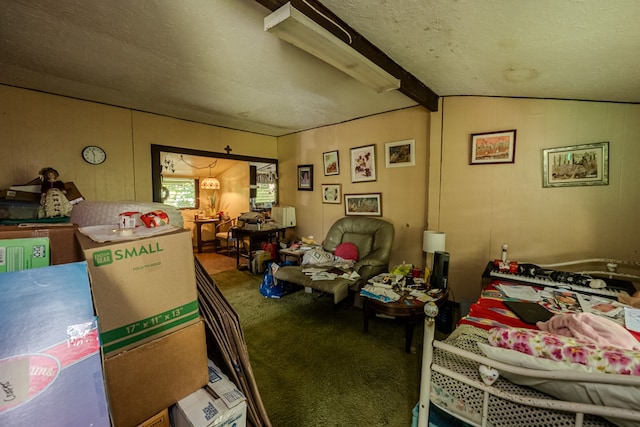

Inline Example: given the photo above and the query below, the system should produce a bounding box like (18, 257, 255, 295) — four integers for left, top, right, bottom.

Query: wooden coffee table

(363, 288, 448, 353)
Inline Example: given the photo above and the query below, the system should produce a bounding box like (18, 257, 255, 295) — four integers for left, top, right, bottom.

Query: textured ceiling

(1, 0, 638, 137)
(322, 0, 640, 103)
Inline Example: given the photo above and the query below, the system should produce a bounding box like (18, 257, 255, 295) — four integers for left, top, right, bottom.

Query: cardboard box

(0, 188, 40, 202)
(206, 360, 247, 410)
(76, 228, 200, 356)
(171, 388, 247, 427)
(0, 237, 50, 272)
(137, 407, 171, 427)
(64, 181, 85, 204)
(7, 180, 85, 205)
(171, 360, 247, 427)
(0, 224, 82, 265)
(0, 262, 110, 427)
(251, 250, 272, 274)
(104, 320, 208, 427)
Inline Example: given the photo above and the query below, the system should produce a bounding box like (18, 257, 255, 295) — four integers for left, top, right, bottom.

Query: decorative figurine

(39, 167, 73, 218)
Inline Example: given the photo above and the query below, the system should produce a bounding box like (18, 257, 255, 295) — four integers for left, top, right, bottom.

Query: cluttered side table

(362, 274, 448, 353)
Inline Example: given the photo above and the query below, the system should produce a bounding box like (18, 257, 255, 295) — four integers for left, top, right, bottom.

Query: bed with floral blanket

(416, 276, 640, 427)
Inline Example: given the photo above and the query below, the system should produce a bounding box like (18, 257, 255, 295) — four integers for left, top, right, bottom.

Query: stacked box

(77, 227, 208, 425)
(170, 360, 247, 427)
(0, 237, 50, 272)
(104, 321, 208, 427)
(137, 408, 171, 427)
(0, 224, 82, 265)
(76, 228, 201, 356)
(0, 262, 110, 426)
(206, 360, 248, 414)
(1, 181, 84, 204)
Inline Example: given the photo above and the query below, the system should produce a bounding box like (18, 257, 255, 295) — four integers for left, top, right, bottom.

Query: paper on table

(624, 307, 640, 333)
(410, 290, 435, 302)
(496, 284, 540, 301)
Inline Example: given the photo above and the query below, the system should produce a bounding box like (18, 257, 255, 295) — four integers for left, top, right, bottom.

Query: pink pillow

(335, 242, 359, 261)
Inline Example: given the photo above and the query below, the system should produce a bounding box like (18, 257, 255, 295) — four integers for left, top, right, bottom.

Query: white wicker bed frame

(417, 259, 640, 427)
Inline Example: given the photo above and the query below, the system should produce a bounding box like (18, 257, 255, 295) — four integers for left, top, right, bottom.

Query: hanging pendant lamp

(201, 165, 220, 190)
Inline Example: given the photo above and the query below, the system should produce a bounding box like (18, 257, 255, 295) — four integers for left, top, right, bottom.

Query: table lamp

(422, 231, 446, 283)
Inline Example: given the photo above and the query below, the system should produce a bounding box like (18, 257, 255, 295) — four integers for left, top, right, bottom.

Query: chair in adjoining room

(214, 217, 238, 255)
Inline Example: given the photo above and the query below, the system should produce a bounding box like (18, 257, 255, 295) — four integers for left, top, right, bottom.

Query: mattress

(70, 200, 183, 228)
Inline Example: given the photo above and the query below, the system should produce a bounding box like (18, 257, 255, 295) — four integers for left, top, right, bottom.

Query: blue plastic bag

(259, 262, 282, 298)
(259, 261, 294, 298)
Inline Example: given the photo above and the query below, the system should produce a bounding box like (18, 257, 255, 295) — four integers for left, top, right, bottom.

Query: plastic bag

(259, 261, 294, 298)
(262, 242, 277, 260)
(389, 262, 413, 276)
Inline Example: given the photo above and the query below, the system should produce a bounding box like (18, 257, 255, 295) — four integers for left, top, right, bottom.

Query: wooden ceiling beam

(254, 0, 439, 111)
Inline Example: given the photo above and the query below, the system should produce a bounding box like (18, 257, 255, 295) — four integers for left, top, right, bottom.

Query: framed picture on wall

(344, 193, 382, 216)
(469, 129, 517, 164)
(542, 142, 609, 188)
(321, 184, 341, 204)
(297, 164, 313, 191)
(385, 139, 415, 168)
(350, 145, 377, 182)
(322, 150, 340, 176)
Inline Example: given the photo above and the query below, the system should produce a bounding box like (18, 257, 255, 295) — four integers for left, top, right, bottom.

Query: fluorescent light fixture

(265, 2, 400, 93)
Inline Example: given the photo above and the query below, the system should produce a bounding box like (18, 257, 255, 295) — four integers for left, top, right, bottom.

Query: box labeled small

(76, 228, 200, 356)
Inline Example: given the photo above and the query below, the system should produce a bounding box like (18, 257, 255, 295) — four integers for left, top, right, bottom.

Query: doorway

(151, 144, 278, 272)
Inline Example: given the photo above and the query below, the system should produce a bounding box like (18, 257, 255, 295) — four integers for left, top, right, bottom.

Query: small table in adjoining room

(363, 286, 449, 353)
(194, 217, 219, 253)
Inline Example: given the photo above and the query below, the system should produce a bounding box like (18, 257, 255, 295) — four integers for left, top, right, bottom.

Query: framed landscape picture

(350, 144, 376, 182)
(323, 150, 340, 176)
(344, 193, 382, 216)
(469, 129, 517, 164)
(297, 164, 313, 191)
(385, 139, 415, 168)
(321, 184, 341, 204)
(542, 142, 609, 188)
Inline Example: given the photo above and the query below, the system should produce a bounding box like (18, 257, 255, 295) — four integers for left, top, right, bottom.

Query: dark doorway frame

(151, 144, 278, 203)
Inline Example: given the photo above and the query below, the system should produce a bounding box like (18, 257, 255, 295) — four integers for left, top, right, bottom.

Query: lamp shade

(423, 231, 446, 253)
(201, 177, 220, 190)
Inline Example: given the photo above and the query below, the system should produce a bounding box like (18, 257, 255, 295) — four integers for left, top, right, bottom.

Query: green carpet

(211, 269, 424, 427)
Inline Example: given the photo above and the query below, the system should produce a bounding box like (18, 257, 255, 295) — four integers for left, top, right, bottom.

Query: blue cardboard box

(0, 262, 110, 426)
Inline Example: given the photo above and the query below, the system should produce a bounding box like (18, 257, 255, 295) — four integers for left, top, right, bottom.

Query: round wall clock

(82, 145, 106, 165)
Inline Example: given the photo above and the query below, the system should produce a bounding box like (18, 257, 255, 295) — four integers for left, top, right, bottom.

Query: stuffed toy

(38, 167, 73, 218)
